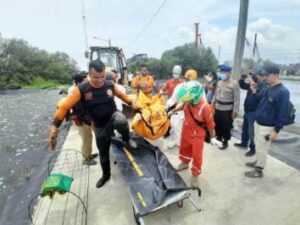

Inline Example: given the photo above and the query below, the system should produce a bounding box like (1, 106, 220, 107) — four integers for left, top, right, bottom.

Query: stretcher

(111, 134, 201, 225)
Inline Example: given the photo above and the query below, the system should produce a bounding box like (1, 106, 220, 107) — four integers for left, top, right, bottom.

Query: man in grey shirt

(212, 65, 240, 150)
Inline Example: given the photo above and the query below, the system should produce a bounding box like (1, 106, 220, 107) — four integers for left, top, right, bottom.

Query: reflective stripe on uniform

(192, 164, 202, 174)
(179, 155, 192, 160)
(198, 102, 207, 116)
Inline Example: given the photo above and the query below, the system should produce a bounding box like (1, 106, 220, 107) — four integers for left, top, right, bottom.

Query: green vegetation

(22, 77, 62, 89)
(0, 38, 78, 90)
(128, 43, 218, 79)
(240, 58, 300, 77)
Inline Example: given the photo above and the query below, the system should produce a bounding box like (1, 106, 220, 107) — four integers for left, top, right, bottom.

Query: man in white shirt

(128, 72, 133, 86)
(166, 69, 198, 148)
(106, 70, 126, 112)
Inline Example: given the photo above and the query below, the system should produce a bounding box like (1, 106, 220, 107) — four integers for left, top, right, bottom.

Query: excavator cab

(86, 46, 129, 87)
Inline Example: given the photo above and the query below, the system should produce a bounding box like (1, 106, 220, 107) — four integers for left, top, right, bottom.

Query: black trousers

(214, 109, 233, 143)
(93, 111, 129, 177)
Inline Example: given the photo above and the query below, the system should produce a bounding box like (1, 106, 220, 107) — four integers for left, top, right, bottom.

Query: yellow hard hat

(184, 69, 197, 80)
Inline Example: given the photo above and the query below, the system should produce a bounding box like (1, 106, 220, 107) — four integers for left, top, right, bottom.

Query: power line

(126, 0, 168, 48)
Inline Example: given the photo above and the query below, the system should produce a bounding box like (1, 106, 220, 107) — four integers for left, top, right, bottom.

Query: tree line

(1, 37, 296, 90)
(0, 38, 78, 90)
(127, 43, 219, 79)
(127, 42, 298, 79)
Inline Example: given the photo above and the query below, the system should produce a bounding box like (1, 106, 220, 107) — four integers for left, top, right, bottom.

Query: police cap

(218, 64, 232, 72)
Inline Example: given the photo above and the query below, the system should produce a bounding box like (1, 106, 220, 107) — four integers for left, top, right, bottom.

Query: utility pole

(81, 0, 90, 65)
(194, 23, 200, 47)
(253, 33, 257, 57)
(199, 33, 203, 46)
(218, 45, 221, 63)
(0, 33, 3, 54)
(232, 0, 249, 79)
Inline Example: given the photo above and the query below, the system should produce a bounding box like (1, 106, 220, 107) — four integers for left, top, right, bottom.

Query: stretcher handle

(168, 187, 201, 197)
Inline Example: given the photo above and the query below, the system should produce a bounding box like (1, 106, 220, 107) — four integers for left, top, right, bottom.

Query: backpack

(285, 101, 296, 125)
(267, 87, 296, 126)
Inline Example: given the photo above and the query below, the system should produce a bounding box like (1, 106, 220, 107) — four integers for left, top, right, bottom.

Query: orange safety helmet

(184, 69, 198, 80)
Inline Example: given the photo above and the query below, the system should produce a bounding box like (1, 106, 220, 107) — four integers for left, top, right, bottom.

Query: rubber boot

(96, 155, 111, 188)
(219, 140, 228, 150)
(245, 149, 255, 157)
(96, 173, 111, 188)
(176, 162, 189, 171)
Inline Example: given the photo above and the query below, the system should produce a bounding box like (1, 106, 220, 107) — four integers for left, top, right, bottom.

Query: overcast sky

(1, 0, 300, 69)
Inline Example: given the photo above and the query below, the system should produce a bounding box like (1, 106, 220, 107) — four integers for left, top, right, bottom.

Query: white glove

(167, 140, 175, 149)
(134, 113, 142, 121)
(211, 137, 223, 148)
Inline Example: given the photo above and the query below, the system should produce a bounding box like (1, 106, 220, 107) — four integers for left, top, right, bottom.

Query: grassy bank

(22, 77, 69, 90)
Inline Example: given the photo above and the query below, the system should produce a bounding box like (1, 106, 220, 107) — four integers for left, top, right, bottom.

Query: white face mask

(205, 76, 213, 82)
(173, 73, 180, 79)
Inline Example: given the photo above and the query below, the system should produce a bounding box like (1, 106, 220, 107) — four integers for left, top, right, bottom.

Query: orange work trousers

(179, 135, 204, 176)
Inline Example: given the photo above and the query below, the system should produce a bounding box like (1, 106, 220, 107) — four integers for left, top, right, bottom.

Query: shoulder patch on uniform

(85, 92, 93, 100)
(106, 89, 113, 96)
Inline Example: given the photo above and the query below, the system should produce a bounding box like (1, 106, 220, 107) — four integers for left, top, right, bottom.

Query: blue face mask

(173, 73, 180, 79)
(218, 73, 227, 80)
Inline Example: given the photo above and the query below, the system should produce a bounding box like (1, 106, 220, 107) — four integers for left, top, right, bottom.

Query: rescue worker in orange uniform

(168, 79, 216, 187)
(131, 64, 159, 97)
(48, 60, 138, 188)
(162, 65, 185, 98)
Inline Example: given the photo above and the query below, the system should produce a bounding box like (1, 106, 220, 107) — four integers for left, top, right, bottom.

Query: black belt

(217, 100, 234, 105)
